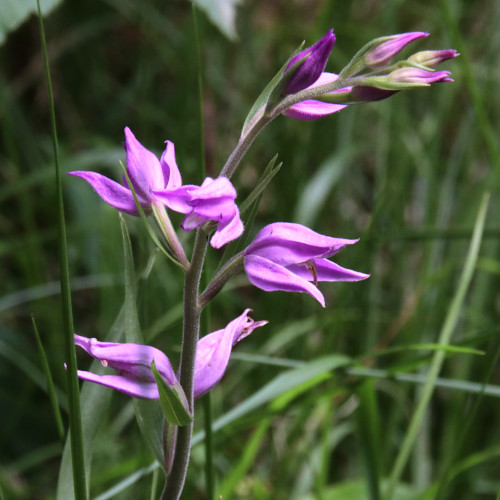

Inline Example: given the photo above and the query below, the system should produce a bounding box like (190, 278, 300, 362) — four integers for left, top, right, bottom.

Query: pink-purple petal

(153, 185, 194, 213)
(193, 309, 267, 398)
(161, 140, 183, 190)
(287, 259, 370, 282)
(124, 127, 164, 199)
(244, 254, 326, 306)
(76, 370, 160, 399)
(246, 223, 358, 266)
(68, 171, 143, 215)
(210, 210, 244, 249)
(283, 72, 349, 120)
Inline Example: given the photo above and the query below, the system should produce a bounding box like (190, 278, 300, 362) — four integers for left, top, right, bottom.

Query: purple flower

(68, 127, 182, 215)
(193, 309, 267, 398)
(74, 334, 179, 399)
(364, 32, 429, 68)
(244, 223, 369, 307)
(154, 177, 244, 248)
(73, 310, 266, 399)
(282, 72, 349, 120)
(284, 29, 336, 95)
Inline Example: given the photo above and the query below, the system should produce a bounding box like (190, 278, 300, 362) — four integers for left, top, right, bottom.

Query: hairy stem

(162, 229, 208, 500)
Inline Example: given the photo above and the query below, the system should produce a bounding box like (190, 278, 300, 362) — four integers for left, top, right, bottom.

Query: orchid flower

(244, 223, 369, 307)
(74, 310, 266, 400)
(68, 127, 182, 215)
(154, 176, 244, 249)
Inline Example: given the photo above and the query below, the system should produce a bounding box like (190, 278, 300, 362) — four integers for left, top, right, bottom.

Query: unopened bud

(365, 32, 429, 68)
(284, 29, 336, 95)
(408, 49, 459, 69)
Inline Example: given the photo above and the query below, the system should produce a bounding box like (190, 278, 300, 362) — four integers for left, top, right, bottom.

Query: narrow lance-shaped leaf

(151, 361, 193, 426)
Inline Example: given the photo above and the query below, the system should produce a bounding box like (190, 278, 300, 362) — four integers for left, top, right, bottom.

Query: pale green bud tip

(408, 49, 460, 69)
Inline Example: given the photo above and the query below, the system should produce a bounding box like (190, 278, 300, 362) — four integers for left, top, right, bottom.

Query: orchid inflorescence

(68, 27, 456, 497)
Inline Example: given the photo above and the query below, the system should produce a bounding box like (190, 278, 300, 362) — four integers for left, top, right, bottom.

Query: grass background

(1, 0, 499, 498)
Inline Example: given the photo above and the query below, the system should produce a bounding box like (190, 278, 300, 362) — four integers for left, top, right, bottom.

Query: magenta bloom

(193, 309, 267, 398)
(68, 127, 182, 215)
(154, 177, 244, 248)
(284, 29, 336, 95)
(74, 334, 179, 399)
(74, 310, 266, 400)
(244, 223, 369, 307)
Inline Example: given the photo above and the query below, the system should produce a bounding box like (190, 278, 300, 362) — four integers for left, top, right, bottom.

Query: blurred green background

(1, 0, 499, 498)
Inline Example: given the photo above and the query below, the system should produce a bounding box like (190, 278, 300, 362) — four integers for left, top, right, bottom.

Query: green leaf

(241, 43, 304, 136)
(120, 215, 166, 470)
(0, 0, 62, 45)
(151, 361, 193, 426)
(197, 355, 352, 439)
(190, 0, 242, 41)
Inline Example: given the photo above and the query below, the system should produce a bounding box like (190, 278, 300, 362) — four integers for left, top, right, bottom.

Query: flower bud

(390, 67, 452, 85)
(364, 32, 429, 68)
(284, 29, 336, 95)
(408, 49, 459, 69)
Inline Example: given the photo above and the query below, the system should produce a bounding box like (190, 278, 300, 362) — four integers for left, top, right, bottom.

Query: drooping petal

(282, 99, 347, 120)
(193, 309, 267, 398)
(161, 140, 183, 190)
(68, 171, 144, 215)
(244, 254, 326, 306)
(246, 223, 358, 266)
(76, 370, 161, 399)
(210, 209, 244, 249)
(124, 127, 164, 199)
(287, 259, 370, 282)
(283, 72, 349, 120)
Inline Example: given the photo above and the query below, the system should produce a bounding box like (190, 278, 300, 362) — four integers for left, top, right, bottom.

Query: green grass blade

(31, 316, 65, 441)
(36, 1, 87, 497)
(385, 193, 490, 500)
(357, 379, 381, 500)
(217, 417, 271, 499)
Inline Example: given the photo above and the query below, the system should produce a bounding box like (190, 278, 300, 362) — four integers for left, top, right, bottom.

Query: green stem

(220, 114, 273, 180)
(162, 229, 208, 500)
(199, 252, 245, 309)
(37, 2, 87, 498)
